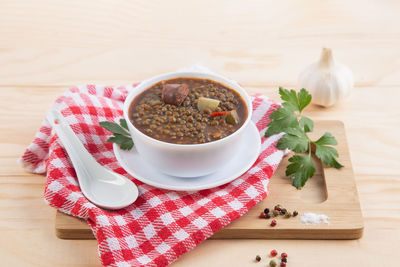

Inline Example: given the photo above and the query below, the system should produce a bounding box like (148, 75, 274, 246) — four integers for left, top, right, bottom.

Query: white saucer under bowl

(113, 122, 261, 191)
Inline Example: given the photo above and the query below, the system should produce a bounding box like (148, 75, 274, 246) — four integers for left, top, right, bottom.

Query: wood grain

(55, 121, 364, 240)
(1, 0, 400, 266)
(0, 0, 400, 87)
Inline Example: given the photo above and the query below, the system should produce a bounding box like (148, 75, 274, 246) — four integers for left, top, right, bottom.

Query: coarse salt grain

(300, 212, 330, 225)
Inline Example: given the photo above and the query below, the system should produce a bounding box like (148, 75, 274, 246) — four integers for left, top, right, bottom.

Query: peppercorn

(274, 205, 281, 211)
(255, 255, 261, 262)
(280, 262, 286, 267)
(292, 211, 298, 217)
(270, 219, 277, 227)
(269, 260, 277, 267)
(280, 208, 287, 215)
(281, 252, 287, 258)
(265, 213, 271, 219)
(273, 210, 279, 217)
(259, 212, 266, 218)
(284, 212, 291, 218)
(270, 249, 278, 257)
(264, 208, 270, 214)
(281, 257, 287, 263)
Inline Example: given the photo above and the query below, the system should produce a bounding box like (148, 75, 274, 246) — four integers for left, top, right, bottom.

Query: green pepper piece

(225, 110, 239, 125)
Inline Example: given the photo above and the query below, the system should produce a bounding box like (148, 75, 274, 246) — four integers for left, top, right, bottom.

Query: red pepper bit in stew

(162, 83, 189, 106)
(210, 111, 229, 117)
(209, 110, 239, 125)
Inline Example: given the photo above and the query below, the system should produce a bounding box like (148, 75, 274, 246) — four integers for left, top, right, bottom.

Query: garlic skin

(298, 48, 354, 107)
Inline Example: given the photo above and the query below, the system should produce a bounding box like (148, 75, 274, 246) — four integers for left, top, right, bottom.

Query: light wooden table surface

(1, 1, 399, 266)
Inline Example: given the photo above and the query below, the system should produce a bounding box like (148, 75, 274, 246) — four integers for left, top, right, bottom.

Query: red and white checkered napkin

(19, 84, 285, 267)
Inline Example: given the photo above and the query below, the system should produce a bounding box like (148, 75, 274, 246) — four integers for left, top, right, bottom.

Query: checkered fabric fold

(19, 84, 284, 267)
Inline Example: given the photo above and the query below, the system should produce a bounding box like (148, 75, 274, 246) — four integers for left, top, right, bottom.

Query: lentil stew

(128, 78, 248, 144)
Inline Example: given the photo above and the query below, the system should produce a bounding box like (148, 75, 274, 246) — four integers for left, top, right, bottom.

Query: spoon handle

(46, 110, 99, 181)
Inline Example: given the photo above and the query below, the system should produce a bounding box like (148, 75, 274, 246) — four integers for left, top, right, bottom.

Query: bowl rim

(123, 71, 253, 149)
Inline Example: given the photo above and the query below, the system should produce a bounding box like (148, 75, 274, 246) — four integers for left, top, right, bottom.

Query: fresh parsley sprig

(100, 119, 134, 150)
(265, 87, 343, 189)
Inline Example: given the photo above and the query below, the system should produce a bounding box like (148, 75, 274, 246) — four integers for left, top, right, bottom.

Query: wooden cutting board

(55, 120, 363, 240)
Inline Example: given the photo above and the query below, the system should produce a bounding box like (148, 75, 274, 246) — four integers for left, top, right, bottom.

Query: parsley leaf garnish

(277, 127, 309, 153)
(265, 87, 343, 189)
(286, 155, 316, 189)
(314, 133, 344, 168)
(100, 119, 134, 150)
(299, 116, 313, 133)
(264, 107, 298, 136)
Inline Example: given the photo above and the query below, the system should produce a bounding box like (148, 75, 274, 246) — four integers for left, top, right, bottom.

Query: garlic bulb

(298, 47, 354, 107)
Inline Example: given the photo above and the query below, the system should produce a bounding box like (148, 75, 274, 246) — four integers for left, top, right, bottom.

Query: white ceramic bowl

(123, 71, 253, 177)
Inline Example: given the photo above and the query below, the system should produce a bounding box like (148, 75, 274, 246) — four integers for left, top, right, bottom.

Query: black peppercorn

(281, 258, 287, 263)
(264, 208, 270, 214)
(255, 255, 261, 262)
(293, 211, 298, 217)
(265, 213, 271, 219)
(280, 208, 287, 215)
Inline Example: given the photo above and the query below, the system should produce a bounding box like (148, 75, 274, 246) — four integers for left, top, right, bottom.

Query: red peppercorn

(270, 249, 278, 257)
(270, 219, 277, 227)
(280, 262, 286, 267)
(259, 212, 266, 218)
(274, 205, 281, 211)
(281, 252, 287, 258)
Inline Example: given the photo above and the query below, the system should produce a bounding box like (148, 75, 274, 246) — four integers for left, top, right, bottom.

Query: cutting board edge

(210, 226, 364, 240)
(56, 227, 95, 240)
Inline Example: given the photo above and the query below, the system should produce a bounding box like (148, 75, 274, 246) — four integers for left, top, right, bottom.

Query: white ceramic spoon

(46, 110, 139, 210)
